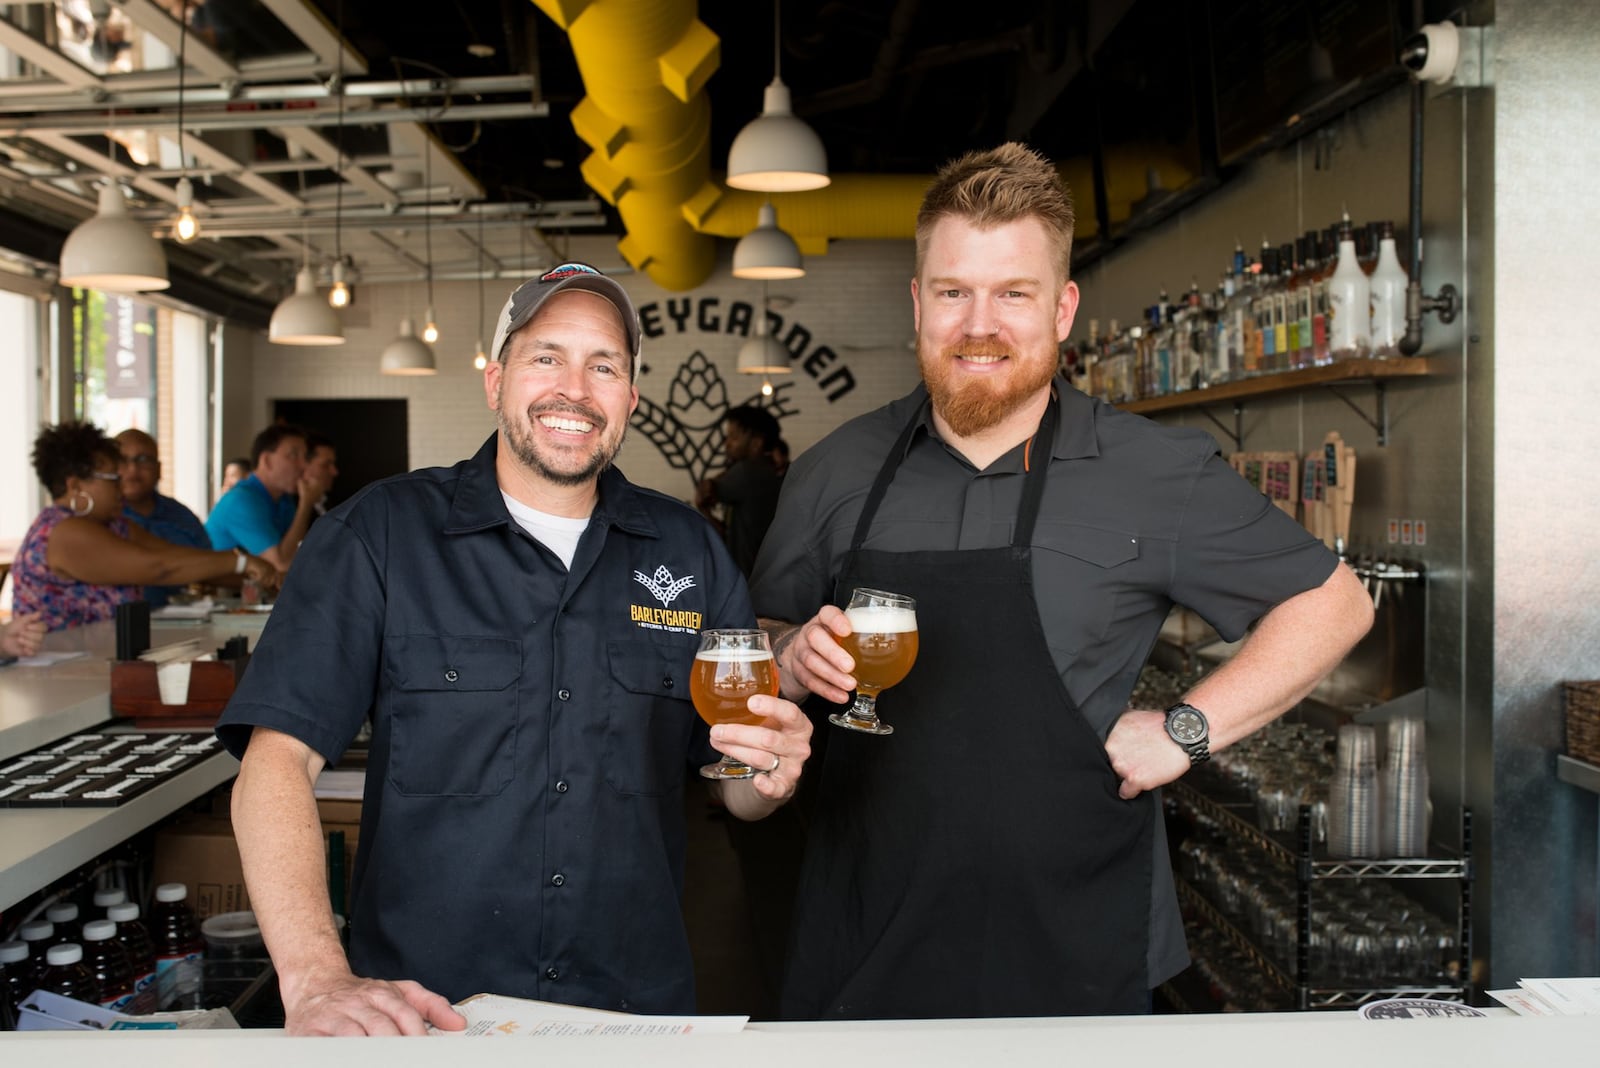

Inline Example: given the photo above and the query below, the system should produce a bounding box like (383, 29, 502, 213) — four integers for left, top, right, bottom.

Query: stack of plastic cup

(1381, 717, 1430, 857)
(1326, 724, 1379, 858)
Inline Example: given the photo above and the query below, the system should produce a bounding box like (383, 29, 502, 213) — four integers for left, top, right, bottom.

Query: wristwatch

(1164, 702, 1211, 765)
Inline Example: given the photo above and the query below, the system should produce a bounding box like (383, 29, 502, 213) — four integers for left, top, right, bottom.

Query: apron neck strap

(850, 388, 1060, 553)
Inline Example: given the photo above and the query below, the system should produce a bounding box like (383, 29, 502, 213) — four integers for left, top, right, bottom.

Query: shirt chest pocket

(604, 638, 697, 797)
(1033, 524, 1142, 656)
(383, 635, 522, 797)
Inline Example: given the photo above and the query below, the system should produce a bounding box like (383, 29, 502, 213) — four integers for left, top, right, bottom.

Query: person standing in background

(220, 457, 251, 497)
(115, 428, 211, 607)
(303, 433, 340, 518)
(695, 405, 783, 577)
(205, 425, 325, 570)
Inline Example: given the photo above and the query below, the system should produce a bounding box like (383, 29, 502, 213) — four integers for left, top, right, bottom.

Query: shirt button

(444, 669, 458, 683)
(555, 780, 569, 794)
(661, 676, 673, 689)
(545, 967, 560, 981)
(551, 873, 565, 887)
(558, 688, 571, 701)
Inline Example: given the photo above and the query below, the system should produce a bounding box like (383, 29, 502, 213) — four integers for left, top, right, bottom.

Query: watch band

(233, 548, 249, 574)
(1164, 702, 1211, 765)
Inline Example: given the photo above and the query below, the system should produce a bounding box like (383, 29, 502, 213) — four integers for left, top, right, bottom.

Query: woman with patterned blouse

(14, 422, 282, 631)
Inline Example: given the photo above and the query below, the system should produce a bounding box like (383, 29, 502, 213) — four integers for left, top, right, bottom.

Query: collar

(442, 433, 661, 540)
(905, 374, 1101, 463)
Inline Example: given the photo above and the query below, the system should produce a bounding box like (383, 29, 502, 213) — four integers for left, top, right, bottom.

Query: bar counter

(4, 1010, 1599, 1065)
(0, 612, 267, 910)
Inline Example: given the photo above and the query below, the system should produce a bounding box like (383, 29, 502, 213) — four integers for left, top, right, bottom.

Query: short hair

(250, 423, 308, 467)
(724, 405, 781, 450)
(115, 428, 158, 456)
(304, 431, 335, 460)
(915, 142, 1075, 282)
(224, 457, 252, 473)
(32, 421, 120, 498)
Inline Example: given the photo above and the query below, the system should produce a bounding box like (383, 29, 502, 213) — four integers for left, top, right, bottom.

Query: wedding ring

(766, 755, 781, 775)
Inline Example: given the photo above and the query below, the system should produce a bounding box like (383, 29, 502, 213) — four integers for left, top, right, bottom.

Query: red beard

(920, 337, 1058, 437)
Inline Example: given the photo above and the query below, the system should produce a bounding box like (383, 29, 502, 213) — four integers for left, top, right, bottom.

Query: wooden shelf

(1119, 357, 1444, 416)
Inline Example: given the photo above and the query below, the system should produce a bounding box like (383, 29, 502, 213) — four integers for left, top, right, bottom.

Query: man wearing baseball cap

(220, 263, 813, 1035)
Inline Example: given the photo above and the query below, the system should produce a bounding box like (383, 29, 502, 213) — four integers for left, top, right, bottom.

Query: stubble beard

(920, 336, 1059, 438)
(498, 392, 624, 487)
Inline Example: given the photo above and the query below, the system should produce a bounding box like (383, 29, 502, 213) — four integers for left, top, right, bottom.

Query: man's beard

(920, 337, 1058, 437)
(499, 395, 624, 487)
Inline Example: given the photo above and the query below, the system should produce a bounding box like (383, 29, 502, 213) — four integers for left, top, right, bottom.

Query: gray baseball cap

(488, 262, 642, 379)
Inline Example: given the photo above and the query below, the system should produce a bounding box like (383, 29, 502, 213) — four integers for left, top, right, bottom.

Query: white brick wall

(241, 239, 924, 501)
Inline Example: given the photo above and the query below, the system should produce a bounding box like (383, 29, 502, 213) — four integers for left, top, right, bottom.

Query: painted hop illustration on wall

(632, 351, 798, 488)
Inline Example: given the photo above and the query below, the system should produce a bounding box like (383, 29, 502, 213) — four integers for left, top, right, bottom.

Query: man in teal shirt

(206, 424, 323, 570)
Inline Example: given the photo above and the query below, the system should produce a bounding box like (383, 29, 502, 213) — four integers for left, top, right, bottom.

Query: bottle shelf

(1116, 357, 1447, 447)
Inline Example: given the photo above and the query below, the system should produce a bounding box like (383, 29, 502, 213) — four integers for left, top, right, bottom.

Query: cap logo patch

(541, 263, 603, 283)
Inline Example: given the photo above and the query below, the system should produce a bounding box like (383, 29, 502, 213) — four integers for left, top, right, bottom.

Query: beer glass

(829, 588, 918, 736)
(691, 629, 779, 780)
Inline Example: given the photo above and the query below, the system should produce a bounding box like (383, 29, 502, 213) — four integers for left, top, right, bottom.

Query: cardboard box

(153, 802, 363, 922)
(153, 816, 250, 921)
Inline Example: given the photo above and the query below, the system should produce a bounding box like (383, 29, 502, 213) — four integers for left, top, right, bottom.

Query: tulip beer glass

(829, 588, 919, 736)
(691, 629, 779, 779)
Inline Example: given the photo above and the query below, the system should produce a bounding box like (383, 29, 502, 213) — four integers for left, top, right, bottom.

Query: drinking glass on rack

(830, 588, 919, 735)
(690, 630, 779, 780)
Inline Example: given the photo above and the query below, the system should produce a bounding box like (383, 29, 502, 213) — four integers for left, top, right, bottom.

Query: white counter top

(3, 1012, 1598, 1066)
(0, 613, 265, 910)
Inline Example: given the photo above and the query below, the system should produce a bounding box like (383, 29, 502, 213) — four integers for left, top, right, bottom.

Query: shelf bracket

(1197, 401, 1244, 451)
(1324, 381, 1390, 446)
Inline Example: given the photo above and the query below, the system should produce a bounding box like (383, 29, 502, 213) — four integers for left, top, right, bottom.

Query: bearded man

(750, 144, 1373, 1020)
(220, 264, 813, 1035)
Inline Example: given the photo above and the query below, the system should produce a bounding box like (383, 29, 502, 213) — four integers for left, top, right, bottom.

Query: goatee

(920, 337, 1058, 438)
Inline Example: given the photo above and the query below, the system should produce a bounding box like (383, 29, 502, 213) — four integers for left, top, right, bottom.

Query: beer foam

(696, 649, 775, 662)
(845, 605, 917, 633)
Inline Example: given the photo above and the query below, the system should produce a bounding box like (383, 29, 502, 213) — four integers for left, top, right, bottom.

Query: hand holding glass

(691, 629, 779, 780)
(830, 588, 918, 736)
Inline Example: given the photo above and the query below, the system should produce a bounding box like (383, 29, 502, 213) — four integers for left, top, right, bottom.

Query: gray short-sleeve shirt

(750, 378, 1339, 987)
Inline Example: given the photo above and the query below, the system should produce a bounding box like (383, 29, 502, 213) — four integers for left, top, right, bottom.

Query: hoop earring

(68, 491, 94, 518)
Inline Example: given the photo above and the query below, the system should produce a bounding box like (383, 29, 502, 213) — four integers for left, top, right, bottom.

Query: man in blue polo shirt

(206, 424, 324, 570)
(115, 428, 211, 608)
(219, 263, 814, 1036)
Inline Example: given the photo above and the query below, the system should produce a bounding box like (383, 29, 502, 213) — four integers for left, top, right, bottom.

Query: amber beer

(840, 604, 919, 697)
(690, 649, 779, 728)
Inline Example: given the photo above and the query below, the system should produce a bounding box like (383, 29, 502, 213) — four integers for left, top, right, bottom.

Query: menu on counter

(432, 993, 748, 1037)
(1488, 978, 1600, 1017)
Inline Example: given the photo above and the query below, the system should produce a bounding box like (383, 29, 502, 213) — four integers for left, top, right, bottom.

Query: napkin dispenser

(110, 636, 252, 727)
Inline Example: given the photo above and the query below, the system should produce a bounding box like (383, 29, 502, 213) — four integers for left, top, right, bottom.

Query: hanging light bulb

(473, 339, 488, 371)
(471, 201, 488, 370)
(422, 306, 440, 344)
(173, 177, 200, 243)
(761, 377, 774, 397)
(328, 258, 351, 308)
(169, 0, 200, 244)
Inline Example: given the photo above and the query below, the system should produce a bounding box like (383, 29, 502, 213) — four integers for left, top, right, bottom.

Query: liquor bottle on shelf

(1254, 240, 1277, 373)
(1085, 319, 1103, 401)
(1276, 242, 1296, 369)
(1326, 212, 1371, 361)
(1368, 220, 1410, 358)
(1291, 234, 1320, 369)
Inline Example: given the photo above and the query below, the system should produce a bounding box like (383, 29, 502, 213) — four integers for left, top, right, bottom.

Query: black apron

(780, 393, 1154, 1020)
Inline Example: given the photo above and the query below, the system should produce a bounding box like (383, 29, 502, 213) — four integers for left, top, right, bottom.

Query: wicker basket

(1565, 681, 1600, 765)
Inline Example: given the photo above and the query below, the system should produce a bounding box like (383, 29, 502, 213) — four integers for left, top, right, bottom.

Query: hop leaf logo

(633, 565, 697, 606)
(631, 351, 798, 488)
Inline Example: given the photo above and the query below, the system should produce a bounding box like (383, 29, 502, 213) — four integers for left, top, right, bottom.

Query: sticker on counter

(1358, 998, 1487, 1021)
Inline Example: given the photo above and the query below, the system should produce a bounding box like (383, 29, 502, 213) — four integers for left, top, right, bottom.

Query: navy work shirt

(217, 434, 753, 1011)
(751, 379, 1340, 989)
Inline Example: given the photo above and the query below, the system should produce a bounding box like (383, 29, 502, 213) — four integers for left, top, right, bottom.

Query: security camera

(1400, 22, 1461, 84)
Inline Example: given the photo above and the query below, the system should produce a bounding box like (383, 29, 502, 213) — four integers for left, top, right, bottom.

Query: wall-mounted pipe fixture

(1395, 16, 1488, 355)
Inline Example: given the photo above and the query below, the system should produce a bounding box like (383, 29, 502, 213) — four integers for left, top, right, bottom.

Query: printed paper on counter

(1517, 978, 1600, 1015)
(1487, 989, 1558, 1017)
(433, 993, 748, 1037)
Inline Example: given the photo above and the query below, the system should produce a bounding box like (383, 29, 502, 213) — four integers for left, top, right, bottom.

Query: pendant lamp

(327, 0, 351, 308)
(737, 283, 792, 381)
(269, 266, 345, 345)
(60, 184, 170, 292)
(726, 0, 829, 192)
(380, 316, 437, 375)
(420, 135, 440, 344)
(472, 204, 489, 370)
(733, 202, 804, 279)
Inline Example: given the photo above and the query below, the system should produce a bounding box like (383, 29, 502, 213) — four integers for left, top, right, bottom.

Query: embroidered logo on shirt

(633, 564, 696, 606)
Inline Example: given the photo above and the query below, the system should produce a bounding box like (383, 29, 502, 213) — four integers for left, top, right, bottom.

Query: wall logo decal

(632, 351, 796, 488)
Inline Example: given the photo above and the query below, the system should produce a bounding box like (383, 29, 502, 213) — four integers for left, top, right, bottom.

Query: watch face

(1168, 709, 1206, 744)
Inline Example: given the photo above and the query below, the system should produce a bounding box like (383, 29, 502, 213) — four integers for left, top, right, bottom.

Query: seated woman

(13, 422, 281, 631)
